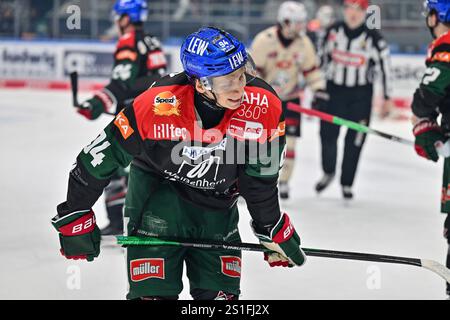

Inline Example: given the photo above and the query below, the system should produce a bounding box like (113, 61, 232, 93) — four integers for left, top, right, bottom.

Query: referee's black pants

(319, 83, 373, 187)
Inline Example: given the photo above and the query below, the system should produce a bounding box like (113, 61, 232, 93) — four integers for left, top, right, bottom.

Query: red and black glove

(77, 90, 116, 120)
(252, 213, 306, 267)
(51, 205, 101, 261)
(413, 119, 446, 162)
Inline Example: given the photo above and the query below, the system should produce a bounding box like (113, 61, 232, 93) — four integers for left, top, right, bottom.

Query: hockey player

(52, 27, 306, 300)
(412, 0, 450, 297)
(316, 0, 393, 199)
(307, 5, 336, 54)
(75, 0, 167, 235)
(251, 1, 327, 199)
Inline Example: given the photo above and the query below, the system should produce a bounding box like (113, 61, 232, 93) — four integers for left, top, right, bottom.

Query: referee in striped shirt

(315, 0, 393, 199)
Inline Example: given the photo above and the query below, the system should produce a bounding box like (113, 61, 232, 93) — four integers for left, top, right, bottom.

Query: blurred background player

(316, 0, 393, 199)
(251, 1, 327, 199)
(52, 26, 306, 300)
(411, 0, 450, 298)
(75, 0, 167, 235)
(307, 5, 336, 54)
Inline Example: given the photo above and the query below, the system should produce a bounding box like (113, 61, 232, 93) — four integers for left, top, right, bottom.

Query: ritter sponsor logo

(130, 258, 165, 282)
(220, 256, 241, 278)
(153, 123, 188, 140)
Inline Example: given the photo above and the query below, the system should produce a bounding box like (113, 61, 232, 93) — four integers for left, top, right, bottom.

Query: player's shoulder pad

(325, 21, 343, 41)
(327, 21, 344, 33)
(254, 25, 276, 42)
(150, 72, 190, 88)
(131, 72, 192, 140)
(117, 31, 136, 50)
(430, 31, 450, 59)
(231, 76, 283, 142)
(367, 28, 388, 50)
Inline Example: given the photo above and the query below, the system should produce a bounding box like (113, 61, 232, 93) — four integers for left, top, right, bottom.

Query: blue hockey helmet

(424, 0, 450, 23)
(180, 27, 254, 93)
(113, 0, 148, 23)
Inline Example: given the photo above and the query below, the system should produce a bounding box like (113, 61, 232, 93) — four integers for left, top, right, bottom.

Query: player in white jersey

(251, 1, 327, 199)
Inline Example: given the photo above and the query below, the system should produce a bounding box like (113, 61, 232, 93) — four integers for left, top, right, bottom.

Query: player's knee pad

(191, 288, 238, 300)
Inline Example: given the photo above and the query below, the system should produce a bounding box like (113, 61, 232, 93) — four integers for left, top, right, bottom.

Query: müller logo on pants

(130, 258, 165, 282)
(220, 256, 241, 278)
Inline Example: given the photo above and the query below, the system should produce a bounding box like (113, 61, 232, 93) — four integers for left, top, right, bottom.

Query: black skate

(101, 223, 123, 236)
(279, 182, 289, 199)
(342, 186, 353, 200)
(315, 173, 335, 193)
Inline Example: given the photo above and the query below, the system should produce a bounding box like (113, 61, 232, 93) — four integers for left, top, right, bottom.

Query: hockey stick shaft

(70, 72, 79, 107)
(287, 102, 414, 146)
(287, 102, 450, 157)
(69, 71, 116, 116)
(116, 236, 450, 282)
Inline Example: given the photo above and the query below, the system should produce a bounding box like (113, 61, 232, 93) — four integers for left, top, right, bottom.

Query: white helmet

(277, 1, 308, 25)
(316, 5, 335, 28)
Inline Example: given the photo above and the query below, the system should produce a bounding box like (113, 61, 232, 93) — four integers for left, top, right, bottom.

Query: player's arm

(411, 60, 450, 161)
(301, 36, 326, 92)
(412, 61, 450, 119)
(52, 99, 146, 261)
(249, 33, 268, 77)
(238, 111, 306, 268)
(319, 24, 334, 68)
(77, 35, 166, 120)
(301, 36, 328, 110)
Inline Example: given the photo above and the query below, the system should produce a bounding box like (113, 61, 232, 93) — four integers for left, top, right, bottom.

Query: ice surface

(0, 88, 447, 299)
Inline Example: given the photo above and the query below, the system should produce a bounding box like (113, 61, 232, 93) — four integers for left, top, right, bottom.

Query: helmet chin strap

(199, 91, 225, 111)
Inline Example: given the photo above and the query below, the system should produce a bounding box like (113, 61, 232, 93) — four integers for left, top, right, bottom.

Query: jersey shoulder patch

(227, 77, 282, 142)
(428, 32, 450, 64)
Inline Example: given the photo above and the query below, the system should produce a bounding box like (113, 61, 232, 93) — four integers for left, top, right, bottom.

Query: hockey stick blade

(421, 259, 450, 283)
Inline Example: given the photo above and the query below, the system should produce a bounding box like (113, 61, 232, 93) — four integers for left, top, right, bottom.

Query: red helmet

(344, 0, 369, 10)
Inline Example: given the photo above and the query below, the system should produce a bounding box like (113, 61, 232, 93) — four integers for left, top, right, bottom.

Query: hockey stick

(70, 71, 80, 107)
(287, 102, 450, 157)
(287, 102, 414, 146)
(116, 236, 450, 283)
(69, 71, 116, 116)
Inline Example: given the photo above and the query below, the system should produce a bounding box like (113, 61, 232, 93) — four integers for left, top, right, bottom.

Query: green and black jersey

(412, 30, 450, 131)
(93, 29, 167, 117)
(59, 72, 287, 228)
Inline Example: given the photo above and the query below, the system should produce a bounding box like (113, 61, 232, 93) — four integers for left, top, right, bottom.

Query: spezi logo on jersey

(220, 256, 241, 278)
(130, 258, 165, 282)
(153, 91, 180, 116)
